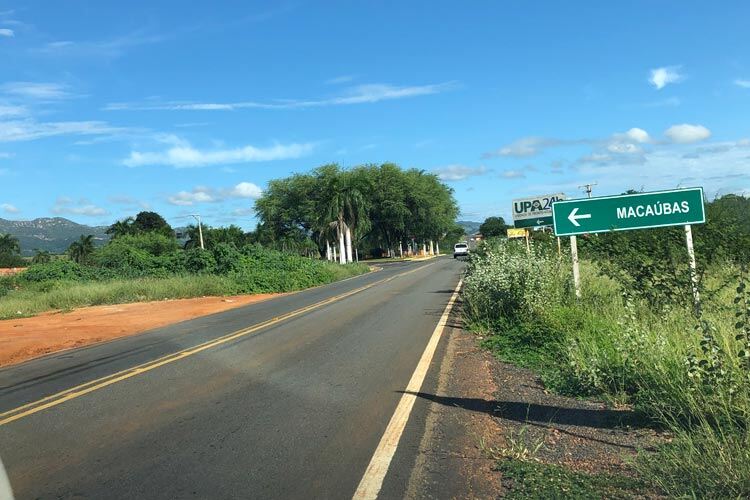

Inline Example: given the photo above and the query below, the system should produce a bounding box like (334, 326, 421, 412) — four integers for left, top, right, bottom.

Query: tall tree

(67, 235, 95, 264)
(479, 217, 508, 238)
(32, 249, 52, 264)
(132, 211, 173, 236)
(0, 233, 20, 256)
(106, 217, 136, 239)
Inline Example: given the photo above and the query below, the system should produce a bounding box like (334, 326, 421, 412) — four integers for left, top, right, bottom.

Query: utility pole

(188, 214, 205, 250)
(578, 182, 597, 199)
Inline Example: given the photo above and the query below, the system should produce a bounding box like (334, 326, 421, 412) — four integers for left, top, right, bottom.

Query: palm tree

(317, 171, 370, 264)
(106, 217, 135, 239)
(0, 233, 20, 256)
(68, 235, 95, 264)
(32, 249, 52, 264)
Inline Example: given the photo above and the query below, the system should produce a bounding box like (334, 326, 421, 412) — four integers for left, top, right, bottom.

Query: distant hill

(0, 217, 110, 256)
(457, 220, 481, 236)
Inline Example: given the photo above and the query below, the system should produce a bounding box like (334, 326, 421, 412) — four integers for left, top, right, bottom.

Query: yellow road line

(353, 277, 462, 499)
(0, 262, 435, 427)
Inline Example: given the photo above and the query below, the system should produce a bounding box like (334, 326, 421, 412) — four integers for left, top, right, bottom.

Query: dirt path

(0, 294, 279, 367)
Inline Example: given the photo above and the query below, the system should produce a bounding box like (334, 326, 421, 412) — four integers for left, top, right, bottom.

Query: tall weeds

(463, 238, 750, 497)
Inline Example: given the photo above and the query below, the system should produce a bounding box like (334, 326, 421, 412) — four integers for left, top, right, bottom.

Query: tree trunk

(333, 245, 338, 263)
(436, 241, 440, 255)
(429, 240, 434, 255)
(422, 242, 426, 255)
(399, 242, 403, 258)
(345, 226, 353, 264)
(338, 224, 346, 265)
(326, 241, 331, 261)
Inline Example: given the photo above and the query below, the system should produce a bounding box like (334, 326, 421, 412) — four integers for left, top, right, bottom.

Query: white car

(453, 242, 469, 258)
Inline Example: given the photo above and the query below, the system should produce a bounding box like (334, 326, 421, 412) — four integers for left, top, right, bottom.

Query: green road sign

(514, 216, 553, 228)
(552, 187, 705, 236)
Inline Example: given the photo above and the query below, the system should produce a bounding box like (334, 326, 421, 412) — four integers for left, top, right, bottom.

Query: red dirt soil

(0, 268, 26, 276)
(0, 294, 279, 367)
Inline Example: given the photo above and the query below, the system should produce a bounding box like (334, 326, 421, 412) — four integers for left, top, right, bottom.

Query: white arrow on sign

(567, 207, 592, 227)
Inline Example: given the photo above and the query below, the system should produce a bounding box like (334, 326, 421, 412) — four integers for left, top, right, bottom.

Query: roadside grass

(0, 263, 369, 319)
(497, 459, 644, 500)
(462, 239, 750, 497)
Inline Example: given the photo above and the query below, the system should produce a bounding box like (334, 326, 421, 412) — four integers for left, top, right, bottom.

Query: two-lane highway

(0, 257, 465, 499)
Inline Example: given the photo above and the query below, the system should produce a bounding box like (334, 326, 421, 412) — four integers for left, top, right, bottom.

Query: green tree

(480, 216, 509, 238)
(32, 249, 52, 264)
(132, 211, 173, 236)
(0, 233, 20, 255)
(106, 217, 136, 239)
(67, 235, 95, 264)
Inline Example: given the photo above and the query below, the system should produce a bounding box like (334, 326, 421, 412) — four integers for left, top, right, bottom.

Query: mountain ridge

(0, 217, 110, 256)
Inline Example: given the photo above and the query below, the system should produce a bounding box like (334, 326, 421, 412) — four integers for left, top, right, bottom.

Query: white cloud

(607, 142, 642, 154)
(168, 182, 263, 206)
(0, 28, 13, 37)
(168, 189, 215, 206)
(123, 138, 315, 168)
(624, 127, 650, 143)
(0, 120, 127, 142)
(33, 32, 166, 58)
(433, 165, 489, 181)
(735, 79, 750, 89)
(230, 182, 262, 199)
(1, 82, 72, 100)
(0, 104, 26, 117)
(52, 198, 108, 217)
(649, 66, 683, 90)
(664, 124, 711, 144)
(105, 81, 457, 111)
(0, 152, 12, 159)
(1, 203, 19, 214)
(499, 170, 525, 179)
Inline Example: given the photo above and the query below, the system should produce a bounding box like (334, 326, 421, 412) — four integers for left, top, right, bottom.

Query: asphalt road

(0, 257, 465, 499)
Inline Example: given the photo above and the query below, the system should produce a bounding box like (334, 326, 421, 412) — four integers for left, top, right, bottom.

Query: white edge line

(352, 277, 463, 500)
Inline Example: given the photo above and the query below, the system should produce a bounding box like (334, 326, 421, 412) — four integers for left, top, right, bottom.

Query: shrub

(20, 259, 87, 283)
(212, 242, 243, 274)
(184, 248, 216, 273)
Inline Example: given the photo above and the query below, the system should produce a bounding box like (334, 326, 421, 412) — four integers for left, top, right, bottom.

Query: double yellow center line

(0, 262, 435, 427)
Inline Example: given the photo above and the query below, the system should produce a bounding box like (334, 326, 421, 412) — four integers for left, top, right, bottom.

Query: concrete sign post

(512, 193, 565, 229)
(552, 187, 706, 307)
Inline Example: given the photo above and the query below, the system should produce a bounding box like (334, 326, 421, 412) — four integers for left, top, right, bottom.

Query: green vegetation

(463, 194, 750, 497)
(255, 163, 460, 257)
(0, 233, 25, 267)
(1, 213, 369, 319)
(497, 460, 643, 499)
(479, 216, 509, 238)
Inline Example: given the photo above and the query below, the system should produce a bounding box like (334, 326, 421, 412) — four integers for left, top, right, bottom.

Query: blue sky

(1, 1, 749, 229)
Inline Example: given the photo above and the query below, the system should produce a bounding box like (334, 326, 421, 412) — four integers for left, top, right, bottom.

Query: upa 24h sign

(512, 193, 565, 228)
(552, 187, 705, 237)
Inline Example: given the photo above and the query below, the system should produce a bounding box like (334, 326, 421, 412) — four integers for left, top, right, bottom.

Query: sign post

(552, 187, 706, 307)
(684, 224, 701, 316)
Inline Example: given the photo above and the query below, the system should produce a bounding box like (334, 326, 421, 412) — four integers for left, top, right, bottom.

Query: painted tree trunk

(422, 242, 426, 255)
(345, 226, 353, 263)
(399, 242, 403, 258)
(333, 246, 337, 262)
(429, 240, 434, 255)
(326, 241, 331, 261)
(436, 242, 440, 255)
(338, 226, 346, 265)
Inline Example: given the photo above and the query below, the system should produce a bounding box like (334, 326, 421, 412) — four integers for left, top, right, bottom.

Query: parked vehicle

(453, 242, 469, 259)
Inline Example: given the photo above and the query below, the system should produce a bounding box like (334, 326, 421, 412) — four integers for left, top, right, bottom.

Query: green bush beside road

(0, 236, 369, 319)
(463, 232, 750, 497)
